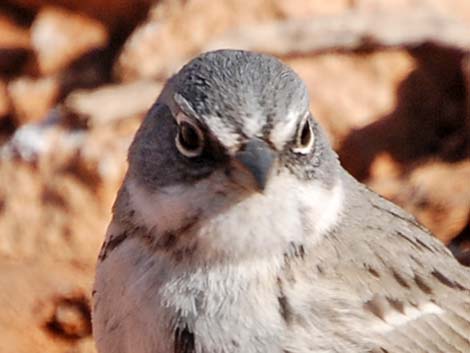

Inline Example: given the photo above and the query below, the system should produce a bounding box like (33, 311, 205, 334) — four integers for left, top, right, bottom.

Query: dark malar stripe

(277, 277, 294, 325)
(174, 326, 195, 353)
(98, 232, 128, 261)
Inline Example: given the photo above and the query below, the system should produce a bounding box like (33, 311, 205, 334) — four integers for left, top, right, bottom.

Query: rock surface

(31, 6, 108, 75)
(369, 159, 470, 244)
(6, 0, 152, 30)
(0, 1, 469, 352)
(7, 75, 59, 124)
(0, 9, 32, 76)
(0, 80, 10, 118)
(64, 80, 162, 127)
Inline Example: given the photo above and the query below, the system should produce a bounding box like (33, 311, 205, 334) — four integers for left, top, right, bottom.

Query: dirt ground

(0, 1, 469, 352)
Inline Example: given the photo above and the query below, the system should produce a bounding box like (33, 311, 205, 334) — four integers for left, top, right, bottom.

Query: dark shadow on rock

(44, 293, 92, 340)
(338, 43, 470, 181)
(0, 48, 32, 77)
(449, 221, 470, 267)
(58, 47, 115, 101)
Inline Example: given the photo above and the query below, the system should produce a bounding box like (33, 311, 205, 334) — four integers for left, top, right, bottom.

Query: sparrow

(92, 49, 470, 353)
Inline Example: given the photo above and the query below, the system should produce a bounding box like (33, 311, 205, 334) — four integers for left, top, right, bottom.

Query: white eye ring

(291, 116, 314, 155)
(175, 113, 204, 157)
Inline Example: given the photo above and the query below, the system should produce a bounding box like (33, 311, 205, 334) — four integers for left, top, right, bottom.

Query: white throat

(126, 171, 344, 263)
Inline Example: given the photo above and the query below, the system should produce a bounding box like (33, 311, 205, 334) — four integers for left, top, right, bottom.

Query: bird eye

(292, 116, 314, 154)
(175, 117, 204, 157)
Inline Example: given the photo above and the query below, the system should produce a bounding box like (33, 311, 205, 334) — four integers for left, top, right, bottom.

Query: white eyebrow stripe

(204, 115, 240, 152)
(242, 113, 264, 137)
(269, 111, 305, 150)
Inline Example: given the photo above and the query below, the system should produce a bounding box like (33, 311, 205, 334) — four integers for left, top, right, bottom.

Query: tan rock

(369, 160, 470, 244)
(0, 12, 31, 75)
(207, 10, 470, 56)
(286, 50, 416, 146)
(45, 294, 91, 339)
(7, 0, 151, 31)
(64, 80, 163, 127)
(31, 6, 108, 75)
(0, 13, 30, 49)
(0, 80, 11, 118)
(7, 76, 59, 124)
(116, 0, 297, 80)
(450, 230, 470, 266)
(430, 0, 470, 22)
(0, 258, 95, 353)
(0, 117, 138, 353)
(275, 0, 353, 18)
(0, 80, 152, 353)
(405, 161, 470, 243)
(368, 152, 403, 180)
(117, 2, 470, 81)
(0, 115, 140, 262)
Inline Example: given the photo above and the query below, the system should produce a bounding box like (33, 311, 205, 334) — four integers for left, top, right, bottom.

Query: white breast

(126, 170, 344, 261)
(93, 231, 288, 353)
(93, 171, 345, 353)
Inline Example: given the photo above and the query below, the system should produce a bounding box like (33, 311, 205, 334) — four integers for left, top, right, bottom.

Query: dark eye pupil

(300, 120, 311, 147)
(179, 122, 200, 151)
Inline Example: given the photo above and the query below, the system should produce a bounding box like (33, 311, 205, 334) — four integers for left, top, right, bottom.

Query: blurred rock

(0, 12, 30, 48)
(116, 0, 271, 80)
(64, 80, 162, 127)
(0, 48, 30, 76)
(0, 80, 10, 118)
(0, 259, 95, 353)
(31, 6, 108, 75)
(7, 76, 59, 124)
(275, 0, 353, 17)
(368, 152, 403, 180)
(449, 228, 470, 266)
(207, 10, 470, 56)
(369, 160, 470, 244)
(7, 0, 151, 31)
(0, 11, 31, 75)
(356, 0, 470, 22)
(58, 47, 114, 97)
(45, 294, 91, 339)
(339, 45, 469, 180)
(421, 0, 470, 23)
(405, 161, 470, 243)
(286, 50, 415, 146)
(116, 0, 356, 81)
(0, 111, 140, 262)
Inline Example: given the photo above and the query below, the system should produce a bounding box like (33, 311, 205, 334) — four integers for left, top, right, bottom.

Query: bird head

(124, 50, 344, 260)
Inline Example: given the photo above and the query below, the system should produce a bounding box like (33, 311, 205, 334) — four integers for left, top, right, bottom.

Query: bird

(92, 49, 470, 353)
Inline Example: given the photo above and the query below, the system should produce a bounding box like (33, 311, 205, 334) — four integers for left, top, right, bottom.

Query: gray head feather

(167, 50, 309, 136)
(128, 49, 339, 190)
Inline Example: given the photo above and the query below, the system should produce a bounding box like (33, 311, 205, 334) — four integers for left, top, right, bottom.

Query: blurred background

(0, 0, 469, 352)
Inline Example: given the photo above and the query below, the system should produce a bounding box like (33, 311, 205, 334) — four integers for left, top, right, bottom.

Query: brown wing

(332, 179, 470, 353)
(283, 174, 470, 353)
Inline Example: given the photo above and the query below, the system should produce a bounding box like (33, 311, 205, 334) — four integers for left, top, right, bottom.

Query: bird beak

(233, 138, 275, 192)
